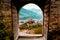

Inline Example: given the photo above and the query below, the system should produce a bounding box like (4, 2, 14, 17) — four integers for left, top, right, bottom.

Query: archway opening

(18, 3, 43, 37)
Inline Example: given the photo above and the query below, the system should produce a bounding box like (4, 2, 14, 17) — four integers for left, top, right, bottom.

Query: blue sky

(19, 3, 43, 20)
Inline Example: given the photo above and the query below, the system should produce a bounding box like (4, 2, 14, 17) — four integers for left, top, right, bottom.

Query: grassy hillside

(19, 20, 43, 34)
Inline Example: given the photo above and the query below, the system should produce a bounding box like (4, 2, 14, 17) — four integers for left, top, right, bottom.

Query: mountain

(19, 8, 43, 20)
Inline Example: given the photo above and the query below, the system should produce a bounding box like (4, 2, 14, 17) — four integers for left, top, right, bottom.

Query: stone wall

(12, 6, 18, 40)
(1, 0, 60, 40)
(0, 0, 13, 40)
(48, 0, 60, 40)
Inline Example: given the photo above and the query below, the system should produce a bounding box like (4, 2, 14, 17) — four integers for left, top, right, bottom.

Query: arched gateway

(19, 3, 43, 36)
(12, 0, 50, 40)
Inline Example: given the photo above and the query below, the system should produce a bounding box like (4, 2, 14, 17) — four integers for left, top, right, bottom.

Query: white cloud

(19, 3, 43, 21)
(22, 3, 43, 16)
(23, 3, 41, 9)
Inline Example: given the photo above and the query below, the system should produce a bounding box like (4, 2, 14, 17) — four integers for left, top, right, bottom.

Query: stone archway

(11, 0, 50, 40)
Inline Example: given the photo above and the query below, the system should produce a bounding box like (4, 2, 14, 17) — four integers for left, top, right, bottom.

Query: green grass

(19, 20, 43, 34)
(33, 27, 42, 34)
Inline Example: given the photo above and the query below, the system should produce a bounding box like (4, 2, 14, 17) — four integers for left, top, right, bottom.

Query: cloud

(23, 3, 41, 9)
(19, 3, 43, 20)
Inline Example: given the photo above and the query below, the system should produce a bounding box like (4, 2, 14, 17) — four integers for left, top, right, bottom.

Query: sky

(22, 3, 43, 15)
(19, 3, 43, 22)
(23, 3, 41, 9)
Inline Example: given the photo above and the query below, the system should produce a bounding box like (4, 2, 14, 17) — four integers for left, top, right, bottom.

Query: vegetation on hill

(19, 20, 43, 34)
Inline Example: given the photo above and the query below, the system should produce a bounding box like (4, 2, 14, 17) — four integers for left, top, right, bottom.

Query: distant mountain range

(19, 8, 43, 20)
